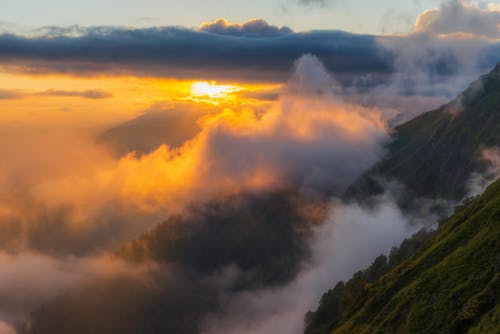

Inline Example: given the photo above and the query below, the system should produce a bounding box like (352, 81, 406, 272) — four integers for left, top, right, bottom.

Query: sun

(190, 81, 240, 99)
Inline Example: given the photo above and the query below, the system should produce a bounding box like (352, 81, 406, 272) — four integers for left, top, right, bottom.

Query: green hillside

(348, 63, 500, 202)
(305, 178, 500, 334)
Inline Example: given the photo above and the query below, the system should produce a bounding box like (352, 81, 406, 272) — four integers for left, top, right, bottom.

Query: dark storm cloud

(0, 27, 393, 82)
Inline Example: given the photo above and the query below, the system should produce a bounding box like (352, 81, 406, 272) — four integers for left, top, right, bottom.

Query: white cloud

(414, 0, 500, 38)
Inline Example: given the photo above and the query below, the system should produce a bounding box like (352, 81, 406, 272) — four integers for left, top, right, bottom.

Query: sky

(2, 0, 440, 34)
(1, 0, 500, 128)
(1, 1, 500, 333)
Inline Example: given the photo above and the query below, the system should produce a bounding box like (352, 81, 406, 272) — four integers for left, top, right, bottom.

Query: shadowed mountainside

(99, 109, 202, 156)
(25, 190, 328, 334)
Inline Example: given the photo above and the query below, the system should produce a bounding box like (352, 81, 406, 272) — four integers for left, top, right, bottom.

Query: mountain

(99, 109, 202, 156)
(347, 63, 500, 203)
(305, 177, 500, 334)
(306, 63, 500, 334)
(26, 190, 328, 334)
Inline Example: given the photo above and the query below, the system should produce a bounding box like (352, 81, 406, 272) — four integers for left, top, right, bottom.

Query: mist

(467, 147, 500, 196)
(0, 54, 395, 333)
(0, 54, 391, 257)
(200, 194, 418, 334)
(1, 3, 498, 331)
(339, 0, 500, 123)
(0, 252, 152, 331)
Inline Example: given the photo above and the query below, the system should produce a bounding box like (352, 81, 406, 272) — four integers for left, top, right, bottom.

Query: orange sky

(0, 71, 281, 128)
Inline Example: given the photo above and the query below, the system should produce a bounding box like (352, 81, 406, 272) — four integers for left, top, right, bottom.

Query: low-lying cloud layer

(0, 89, 112, 100)
(0, 55, 391, 258)
(0, 252, 151, 330)
(1, 2, 499, 333)
(0, 54, 399, 333)
(200, 195, 417, 334)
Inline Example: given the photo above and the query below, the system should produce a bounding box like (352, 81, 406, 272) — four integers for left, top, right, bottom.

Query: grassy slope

(348, 64, 500, 201)
(311, 178, 500, 334)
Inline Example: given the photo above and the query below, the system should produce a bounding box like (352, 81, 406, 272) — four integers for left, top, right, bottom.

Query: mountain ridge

(305, 177, 500, 334)
(347, 63, 500, 203)
(305, 63, 500, 334)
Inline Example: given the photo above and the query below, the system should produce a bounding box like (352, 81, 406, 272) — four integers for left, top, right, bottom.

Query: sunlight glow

(190, 81, 240, 99)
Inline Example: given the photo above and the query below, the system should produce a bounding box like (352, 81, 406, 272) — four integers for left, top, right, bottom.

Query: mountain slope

(305, 178, 500, 334)
(99, 109, 202, 156)
(26, 191, 327, 334)
(348, 63, 500, 202)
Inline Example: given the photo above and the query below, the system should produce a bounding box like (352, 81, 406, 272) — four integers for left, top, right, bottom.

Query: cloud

(4, 50, 494, 258)
(1, 18, 498, 117)
(0, 14, 498, 121)
(467, 147, 500, 196)
(0, 54, 400, 334)
(353, 29, 500, 120)
(199, 18, 293, 37)
(23, 191, 420, 334)
(489, 3, 500, 11)
(97, 55, 388, 211)
(297, 0, 330, 7)
(414, 0, 500, 38)
(37, 89, 112, 99)
(281, 0, 334, 11)
(16, 190, 327, 334)
(0, 252, 150, 330)
(0, 124, 160, 255)
(200, 194, 418, 334)
(238, 88, 281, 101)
(0, 55, 389, 258)
(0, 6, 498, 334)
(0, 41, 497, 333)
(30, 25, 91, 38)
(0, 90, 23, 100)
(0, 89, 112, 100)
(0, 27, 391, 83)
